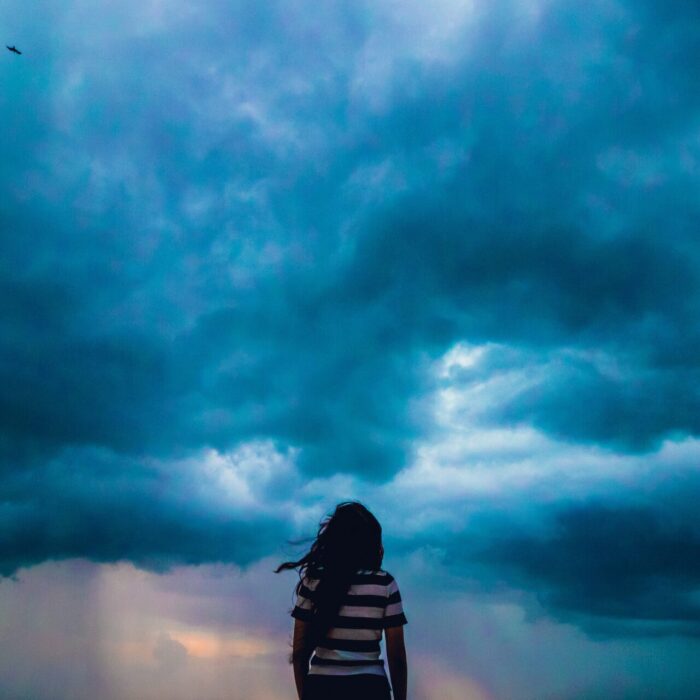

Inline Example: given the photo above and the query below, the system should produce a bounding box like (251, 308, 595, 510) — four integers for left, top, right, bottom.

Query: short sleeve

(290, 575, 317, 622)
(382, 574, 408, 628)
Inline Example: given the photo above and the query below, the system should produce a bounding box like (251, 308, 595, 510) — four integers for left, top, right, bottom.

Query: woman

(275, 501, 408, 700)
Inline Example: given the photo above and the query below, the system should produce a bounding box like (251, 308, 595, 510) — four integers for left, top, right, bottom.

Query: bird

(6, 46, 22, 55)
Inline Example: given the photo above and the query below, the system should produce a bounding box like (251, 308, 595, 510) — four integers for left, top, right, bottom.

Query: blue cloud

(2, 0, 700, 612)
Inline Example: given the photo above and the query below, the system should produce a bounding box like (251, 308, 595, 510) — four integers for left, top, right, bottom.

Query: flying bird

(6, 46, 22, 55)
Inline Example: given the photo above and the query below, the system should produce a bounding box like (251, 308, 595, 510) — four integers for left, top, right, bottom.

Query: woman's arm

(385, 625, 407, 700)
(292, 619, 313, 699)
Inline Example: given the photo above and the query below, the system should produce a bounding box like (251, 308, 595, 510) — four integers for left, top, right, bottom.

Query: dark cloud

(2, 0, 700, 579)
(3, 0, 700, 471)
(445, 475, 700, 637)
(492, 355, 700, 451)
(0, 446, 287, 577)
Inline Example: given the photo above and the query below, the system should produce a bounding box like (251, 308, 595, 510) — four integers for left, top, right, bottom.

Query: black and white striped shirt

(291, 568, 407, 677)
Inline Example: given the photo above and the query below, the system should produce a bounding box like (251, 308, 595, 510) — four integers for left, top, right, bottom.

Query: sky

(2, 0, 700, 697)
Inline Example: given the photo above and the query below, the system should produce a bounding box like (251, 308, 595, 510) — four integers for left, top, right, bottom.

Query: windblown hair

(275, 501, 383, 653)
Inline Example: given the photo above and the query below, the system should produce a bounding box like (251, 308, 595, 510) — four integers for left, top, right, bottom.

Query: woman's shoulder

(356, 567, 396, 581)
(304, 567, 396, 582)
(310, 565, 392, 575)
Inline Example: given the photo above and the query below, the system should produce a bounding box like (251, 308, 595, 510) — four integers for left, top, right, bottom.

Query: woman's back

(292, 567, 407, 678)
(276, 501, 408, 700)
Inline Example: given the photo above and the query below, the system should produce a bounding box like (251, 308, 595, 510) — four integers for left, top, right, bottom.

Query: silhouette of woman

(276, 501, 408, 700)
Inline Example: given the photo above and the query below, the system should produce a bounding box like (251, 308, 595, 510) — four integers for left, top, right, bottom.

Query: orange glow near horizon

(174, 630, 273, 659)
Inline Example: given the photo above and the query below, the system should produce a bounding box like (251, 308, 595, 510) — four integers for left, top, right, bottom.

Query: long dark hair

(275, 501, 384, 652)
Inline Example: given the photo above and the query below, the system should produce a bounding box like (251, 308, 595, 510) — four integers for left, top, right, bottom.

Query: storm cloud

(471, 485, 700, 637)
(2, 1, 700, 681)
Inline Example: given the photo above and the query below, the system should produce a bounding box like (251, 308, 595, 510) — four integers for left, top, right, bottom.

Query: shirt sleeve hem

(291, 607, 313, 621)
(382, 613, 408, 628)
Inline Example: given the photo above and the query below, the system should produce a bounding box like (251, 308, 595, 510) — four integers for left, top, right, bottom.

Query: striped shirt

(291, 568, 407, 677)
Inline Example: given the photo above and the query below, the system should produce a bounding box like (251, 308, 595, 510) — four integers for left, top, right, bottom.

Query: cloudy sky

(2, 0, 700, 697)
